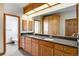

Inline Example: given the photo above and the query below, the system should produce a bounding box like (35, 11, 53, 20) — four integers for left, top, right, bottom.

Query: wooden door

(65, 19, 78, 36)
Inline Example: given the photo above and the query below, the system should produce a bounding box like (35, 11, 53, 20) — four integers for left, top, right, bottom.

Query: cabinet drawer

(32, 39, 36, 43)
(64, 46, 77, 55)
(35, 39, 38, 44)
(54, 44, 64, 51)
(32, 39, 38, 44)
(39, 40, 53, 48)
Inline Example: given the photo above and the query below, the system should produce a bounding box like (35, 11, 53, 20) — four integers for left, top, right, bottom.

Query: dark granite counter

(21, 33, 78, 47)
(21, 33, 78, 41)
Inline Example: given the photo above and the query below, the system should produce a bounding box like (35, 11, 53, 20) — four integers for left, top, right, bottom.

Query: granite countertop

(21, 33, 78, 47)
(21, 33, 78, 41)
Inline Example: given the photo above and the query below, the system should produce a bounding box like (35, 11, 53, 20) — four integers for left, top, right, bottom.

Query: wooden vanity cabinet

(31, 39, 39, 56)
(24, 37, 32, 54)
(19, 36, 22, 48)
(54, 49, 64, 56)
(23, 36, 77, 56)
(20, 35, 25, 49)
(38, 40, 54, 56)
(54, 43, 77, 56)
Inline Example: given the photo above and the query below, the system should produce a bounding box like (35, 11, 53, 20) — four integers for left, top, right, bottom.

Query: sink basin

(44, 38, 54, 41)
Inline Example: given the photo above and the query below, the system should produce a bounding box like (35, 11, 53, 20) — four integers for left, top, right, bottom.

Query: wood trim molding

(23, 3, 45, 13)
(4, 13, 20, 54)
(24, 3, 60, 16)
(77, 4, 79, 33)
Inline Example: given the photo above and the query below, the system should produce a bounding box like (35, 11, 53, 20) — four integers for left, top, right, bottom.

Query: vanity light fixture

(25, 10, 35, 15)
(24, 3, 59, 15)
(22, 14, 27, 20)
(22, 14, 33, 21)
(47, 3, 58, 6)
(34, 4, 49, 11)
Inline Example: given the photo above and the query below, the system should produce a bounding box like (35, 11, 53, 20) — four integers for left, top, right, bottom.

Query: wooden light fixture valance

(23, 3, 46, 13)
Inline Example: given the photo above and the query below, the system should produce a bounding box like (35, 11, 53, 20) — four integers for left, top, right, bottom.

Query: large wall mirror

(33, 4, 78, 37)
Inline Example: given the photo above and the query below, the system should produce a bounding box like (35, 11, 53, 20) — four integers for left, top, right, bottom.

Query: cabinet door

(43, 17, 49, 35)
(32, 42, 36, 56)
(54, 49, 64, 56)
(48, 15, 60, 35)
(54, 43, 78, 56)
(20, 36, 22, 48)
(39, 45, 53, 56)
(35, 43, 39, 56)
(43, 15, 60, 35)
(32, 39, 39, 56)
(65, 19, 78, 36)
(63, 46, 77, 56)
(25, 37, 32, 54)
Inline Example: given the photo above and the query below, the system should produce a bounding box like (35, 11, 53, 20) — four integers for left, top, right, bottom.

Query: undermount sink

(44, 38, 54, 41)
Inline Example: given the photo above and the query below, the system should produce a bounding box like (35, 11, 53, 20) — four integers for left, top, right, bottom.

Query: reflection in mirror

(65, 18, 78, 37)
(33, 5, 77, 37)
(34, 21, 40, 34)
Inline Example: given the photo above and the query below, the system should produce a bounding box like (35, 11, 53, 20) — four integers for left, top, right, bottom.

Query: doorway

(4, 14, 20, 53)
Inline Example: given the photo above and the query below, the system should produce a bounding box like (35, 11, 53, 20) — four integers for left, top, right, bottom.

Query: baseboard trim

(0, 51, 5, 56)
(18, 47, 32, 56)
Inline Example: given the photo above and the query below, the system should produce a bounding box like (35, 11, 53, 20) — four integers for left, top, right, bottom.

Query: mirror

(33, 5, 77, 37)
(34, 21, 40, 33)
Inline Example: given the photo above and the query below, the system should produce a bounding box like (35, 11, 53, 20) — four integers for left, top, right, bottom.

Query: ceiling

(13, 3, 29, 8)
(4, 3, 29, 16)
(4, 3, 29, 8)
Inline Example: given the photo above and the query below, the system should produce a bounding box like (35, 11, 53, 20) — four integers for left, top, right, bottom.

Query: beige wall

(0, 4, 4, 53)
(0, 3, 23, 54)
(4, 4, 23, 32)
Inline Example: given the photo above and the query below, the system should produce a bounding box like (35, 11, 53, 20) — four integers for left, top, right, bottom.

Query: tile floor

(3, 44, 31, 56)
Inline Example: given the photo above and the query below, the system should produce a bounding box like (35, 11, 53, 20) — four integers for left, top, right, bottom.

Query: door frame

(4, 13, 20, 53)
